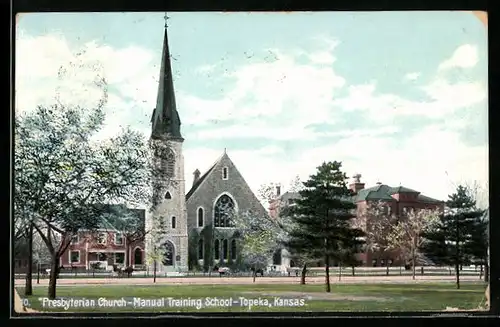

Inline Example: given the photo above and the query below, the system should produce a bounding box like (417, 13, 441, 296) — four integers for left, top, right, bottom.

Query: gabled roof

(185, 153, 224, 201)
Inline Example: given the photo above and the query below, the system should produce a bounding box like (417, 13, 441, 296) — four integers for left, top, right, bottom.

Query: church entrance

(134, 248, 143, 265)
(162, 241, 175, 266)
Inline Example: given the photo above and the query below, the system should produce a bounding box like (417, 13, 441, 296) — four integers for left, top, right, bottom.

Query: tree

(352, 200, 397, 275)
(388, 208, 440, 280)
(285, 161, 364, 292)
(421, 185, 485, 289)
(14, 57, 152, 299)
(145, 217, 168, 283)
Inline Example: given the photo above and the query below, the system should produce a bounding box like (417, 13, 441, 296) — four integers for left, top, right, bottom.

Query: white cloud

(438, 44, 479, 71)
(404, 72, 421, 81)
(16, 32, 159, 140)
(16, 30, 488, 205)
(332, 78, 487, 123)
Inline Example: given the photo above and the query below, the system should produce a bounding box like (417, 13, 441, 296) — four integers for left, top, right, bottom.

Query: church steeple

(151, 17, 183, 141)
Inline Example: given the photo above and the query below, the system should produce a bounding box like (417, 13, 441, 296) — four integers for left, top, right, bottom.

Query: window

(98, 253, 107, 261)
(231, 240, 237, 260)
(214, 194, 235, 227)
(198, 239, 204, 260)
(214, 239, 220, 260)
(372, 259, 377, 267)
(114, 253, 125, 265)
(171, 216, 176, 229)
(70, 251, 80, 264)
(197, 207, 204, 227)
(71, 234, 79, 245)
(272, 249, 282, 265)
(222, 167, 228, 180)
(380, 259, 385, 266)
(222, 239, 228, 260)
(114, 233, 123, 245)
(165, 192, 172, 200)
(403, 207, 415, 216)
(97, 233, 107, 245)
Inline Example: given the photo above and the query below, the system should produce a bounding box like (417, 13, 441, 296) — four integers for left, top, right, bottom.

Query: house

(60, 205, 146, 270)
(268, 174, 444, 267)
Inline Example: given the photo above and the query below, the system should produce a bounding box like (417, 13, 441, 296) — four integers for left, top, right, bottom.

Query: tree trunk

(252, 265, 256, 283)
(412, 249, 416, 280)
(325, 256, 331, 292)
(126, 242, 130, 267)
(48, 256, 59, 299)
(455, 215, 460, 289)
(485, 262, 489, 283)
(25, 224, 33, 296)
(386, 257, 389, 276)
(37, 262, 40, 284)
(338, 262, 342, 281)
(300, 263, 307, 285)
(153, 260, 157, 283)
(351, 265, 355, 276)
(479, 264, 483, 280)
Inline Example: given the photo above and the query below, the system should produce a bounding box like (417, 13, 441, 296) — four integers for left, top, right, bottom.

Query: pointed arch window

(197, 207, 204, 227)
(165, 191, 172, 199)
(222, 239, 228, 260)
(222, 167, 228, 180)
(198, 239, 204, 260)
(214, 239, 220, 260)
(214, 194, 235, 227)
(231, 240, 237, 260)
(156, 146, 175, 178)
(171, 216, 176, 229)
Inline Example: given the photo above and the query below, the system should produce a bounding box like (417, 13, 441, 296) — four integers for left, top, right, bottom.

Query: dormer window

(222, 167, 228, 180)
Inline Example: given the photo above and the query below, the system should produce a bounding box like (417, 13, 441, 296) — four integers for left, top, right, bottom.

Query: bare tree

(388, 208, 440, 279)
(352, 201, 397, 275)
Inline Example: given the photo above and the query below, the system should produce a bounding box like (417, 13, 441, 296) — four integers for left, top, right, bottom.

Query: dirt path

(14, 275, 481, 287)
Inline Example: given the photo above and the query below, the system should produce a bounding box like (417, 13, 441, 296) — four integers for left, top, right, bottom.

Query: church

(145, 24, 269, 272)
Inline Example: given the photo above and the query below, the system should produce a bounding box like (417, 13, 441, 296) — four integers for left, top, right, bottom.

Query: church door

(134, 248, 143, 265)
(162, 241, 175, 266)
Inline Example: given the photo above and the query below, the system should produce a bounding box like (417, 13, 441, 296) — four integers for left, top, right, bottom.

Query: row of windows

(69, 251, 127, 265)
(71, 233, 124, 246)
(197, 239, 237, 261)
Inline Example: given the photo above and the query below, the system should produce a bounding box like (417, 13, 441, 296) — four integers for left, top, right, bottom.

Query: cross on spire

(164, 12, 170, 27)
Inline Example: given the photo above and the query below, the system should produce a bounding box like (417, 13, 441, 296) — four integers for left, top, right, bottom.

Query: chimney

(276, 185, 281, 197)
(349, 173, 365, 194)
(193, 169, 201, 186)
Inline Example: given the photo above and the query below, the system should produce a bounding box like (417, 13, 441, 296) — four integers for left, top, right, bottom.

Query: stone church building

(145, 25, 267, 272)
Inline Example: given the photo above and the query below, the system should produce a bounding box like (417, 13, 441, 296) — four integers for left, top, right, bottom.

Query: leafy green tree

(421, 185, 485, 289)
(15, 70, 152, 299)
(285, 161, 364, 292)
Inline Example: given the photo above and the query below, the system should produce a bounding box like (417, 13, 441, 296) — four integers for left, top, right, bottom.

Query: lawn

(17, 282, 487, 313)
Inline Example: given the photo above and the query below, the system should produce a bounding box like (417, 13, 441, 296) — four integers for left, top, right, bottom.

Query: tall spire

(151, 13, 183, 140)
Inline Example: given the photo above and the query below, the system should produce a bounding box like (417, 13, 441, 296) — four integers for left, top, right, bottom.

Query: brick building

(60, 206, 146, 270)
(268, 175, 444, 267)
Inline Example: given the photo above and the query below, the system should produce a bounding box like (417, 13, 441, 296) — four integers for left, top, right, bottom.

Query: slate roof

(185, 154, 222, 201)
(353, 184, 442, 203)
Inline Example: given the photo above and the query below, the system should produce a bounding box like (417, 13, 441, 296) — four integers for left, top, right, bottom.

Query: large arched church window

(214, 195, 235, 227)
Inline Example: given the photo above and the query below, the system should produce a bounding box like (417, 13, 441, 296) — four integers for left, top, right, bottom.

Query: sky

(15, 11, 489, 207)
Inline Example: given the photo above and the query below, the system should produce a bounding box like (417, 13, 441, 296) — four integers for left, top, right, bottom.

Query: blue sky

(16, 11, 488, 206)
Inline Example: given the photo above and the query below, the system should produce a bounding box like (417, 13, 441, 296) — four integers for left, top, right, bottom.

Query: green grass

(16, 282, 488, 313)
